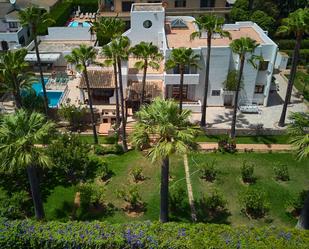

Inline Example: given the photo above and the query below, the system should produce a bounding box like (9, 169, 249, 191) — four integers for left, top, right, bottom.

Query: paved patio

(190, 73, 308, 129)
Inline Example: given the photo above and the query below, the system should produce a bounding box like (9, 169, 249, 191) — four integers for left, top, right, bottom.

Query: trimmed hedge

(276, 40, 309, 50)
(1, 219, 309, 248)
(49, 2, 72, 26)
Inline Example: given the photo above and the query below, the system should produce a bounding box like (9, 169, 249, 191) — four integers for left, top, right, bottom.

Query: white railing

(57, 85, 69, 108)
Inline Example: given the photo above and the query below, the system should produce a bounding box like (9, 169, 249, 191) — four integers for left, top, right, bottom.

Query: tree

(101, 43, 121, 128)
(0, 110, 55, 219)
(0, 49, 35, 109)
(19, 6, 54, 115)
(21, 90, 46, 113)
(65, 45, 99, 144)
(132, 42, 163, 105)
(190, 15, 230, 126)
(278, 8, 309, 127)
(92, 17, 125, 46)
(107, 37, 131, 152)
(287, 112, 309, 229)
(58, 101, 87, 131)
(165, 48, 200, 113)
(131, 98, 197, 222)
(229, 37, 260, 138)
(250, 10, 276, 34)
(223, 70, 244, 92)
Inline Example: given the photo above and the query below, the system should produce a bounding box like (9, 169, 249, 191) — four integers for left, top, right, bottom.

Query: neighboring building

(119, 3, 278, 112)
(99, 0, 231, 21)
(0, 0, 59, 51)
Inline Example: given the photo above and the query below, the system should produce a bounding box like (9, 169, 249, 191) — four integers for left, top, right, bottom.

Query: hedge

(281, 49, 309, 66)
(49, 2, 73, 27)
(1, 219, 309, 248)
(276, 40, 309, 50)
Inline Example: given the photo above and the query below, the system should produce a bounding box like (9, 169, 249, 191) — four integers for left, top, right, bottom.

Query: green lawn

(78, 135, 117, 144)
(285, 71, 309, 102)
(44, 150, 190, 223)
(188, 152, 309, 227)
(195, 134, 290, 144)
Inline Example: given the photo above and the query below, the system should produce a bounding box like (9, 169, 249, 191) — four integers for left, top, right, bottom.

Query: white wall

(44, 27, 93, 41)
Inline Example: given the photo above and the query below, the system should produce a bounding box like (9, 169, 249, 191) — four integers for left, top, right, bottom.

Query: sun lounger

(80, 13, 84, 19)
(239, 105, 260, 114)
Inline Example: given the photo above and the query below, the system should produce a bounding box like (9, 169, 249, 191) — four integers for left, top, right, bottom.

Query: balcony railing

(164, 73, 200, 85)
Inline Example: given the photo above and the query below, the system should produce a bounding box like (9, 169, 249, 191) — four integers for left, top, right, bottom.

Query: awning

(25, 53, 61, 63)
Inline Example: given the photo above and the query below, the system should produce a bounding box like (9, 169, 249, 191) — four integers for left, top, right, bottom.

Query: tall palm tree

(108, 36, 131, 152)
(19, 6, 54, 115)
(92, 17, 125, 46)
(131, 42, 163, 105)
(287, 112, 309, 229)
(131, 98, 197, 222)
(0, 49, 35, 109)
(101, 43, 121, 128)
(65, 45, 99, 144)
(278, 8, 309, 127)
(191, 14, 231, 127)
(165, 48, 200, 113)
(229, 37, 260, 138)
(0, 110, 55, 219)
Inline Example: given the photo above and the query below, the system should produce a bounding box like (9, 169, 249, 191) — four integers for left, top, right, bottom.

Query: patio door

(172, 85, 188, 100)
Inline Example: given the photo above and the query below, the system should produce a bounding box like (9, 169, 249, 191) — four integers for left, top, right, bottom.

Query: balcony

(165, 7, 232, 15)
(164, 73, 200, 85)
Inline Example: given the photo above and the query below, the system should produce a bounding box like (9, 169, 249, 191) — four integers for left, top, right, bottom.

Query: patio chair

(80, 13, 84, 19)
(85, 13, 89, 19)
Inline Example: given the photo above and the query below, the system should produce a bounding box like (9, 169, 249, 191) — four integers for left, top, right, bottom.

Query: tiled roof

(80, 70, 115, 89)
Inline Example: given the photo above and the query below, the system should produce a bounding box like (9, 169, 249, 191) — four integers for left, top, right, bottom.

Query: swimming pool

(67, 21, 91, 27)
(32, 78, 64, 108)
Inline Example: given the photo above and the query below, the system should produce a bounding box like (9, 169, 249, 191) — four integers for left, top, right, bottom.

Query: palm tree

(65, 45, 98, 144)
(131, 98, 197, 222)
(0, 110, 55, 219)
(278, 8, 309, 127)
(165, 48, 200, 113)
(101, 43, 121, 128)
(229, 37, 260, 138)
(108, 36, 131, 152)
(190, 14, 231, 127)
(131, 42, 163, 105)
(92, 17, 125, 46)
(287, 112, 309, 160)
(287, 112, 309, 229)
(0, 49, 36, 109)
(19, 6, 54, 115)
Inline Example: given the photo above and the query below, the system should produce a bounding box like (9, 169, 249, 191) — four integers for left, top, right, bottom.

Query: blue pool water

(32, 78, 63, 108)
(68, 21, 91, 27)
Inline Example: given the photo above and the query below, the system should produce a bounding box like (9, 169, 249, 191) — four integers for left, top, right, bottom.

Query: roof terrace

(132, 3, 164, 12)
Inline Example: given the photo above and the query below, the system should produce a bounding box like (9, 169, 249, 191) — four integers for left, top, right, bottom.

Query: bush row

(0, 219, 309, 249)
(276, 40, 309, 50)
(282, 49, 309, 66)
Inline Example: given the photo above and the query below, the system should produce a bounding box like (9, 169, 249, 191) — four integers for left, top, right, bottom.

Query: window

(211, 90, 221, 96)
(172, 85, 188, 100)
(175, 0, 186, 7)
(143, 20, 152, 29)
(9, 22, 18, 29)
(18, 36, 25, 46)
(27, 28, 30, 38)
(122, 1, 134, 12)
(254, 85, 264, 94)
(259, 61, 269, 71)
(200, 0, 215, 7)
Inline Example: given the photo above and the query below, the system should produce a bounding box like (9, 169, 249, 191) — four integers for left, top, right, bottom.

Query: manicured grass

(78, 135, 117, 144)
(43, 150, 190, 223)
(195, 134, 290, 144)
(285, 71, 309, 102)
(188, 152, 309, 227)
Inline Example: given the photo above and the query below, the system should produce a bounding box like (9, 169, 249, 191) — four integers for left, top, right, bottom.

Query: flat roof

(166, 20, 264, 48)
(132, 3, 164, 12)
(37, 40, 95, 52)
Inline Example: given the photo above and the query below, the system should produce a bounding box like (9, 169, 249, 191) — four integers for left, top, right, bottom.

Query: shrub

(0, 190, 32, 219)
(273, 163, 290, 181)
(286, 190, 308, 216)
(218, 136, 236, 153)
(78, 183, 105, 209)
(276, 39, 309, 50)
(96, 162, 112, 181)
(117, 185, 144, 211)
(94, 144, 124, 155)
(169, 187, 187, 213)
(239, 188, 269, 219)
(199, 160, 217, 182)
(241, 160, 255, 183)
(130, 167, 144, 183)
(58, 101, 87, 131)
(1, 220, 309, 249)
(50, 2, 72, 27)
(200, 189, 227, 215)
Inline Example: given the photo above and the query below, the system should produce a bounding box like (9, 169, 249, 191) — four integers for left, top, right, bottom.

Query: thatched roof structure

(80, 70, 115, 89)
(127, 80, 163, 101)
